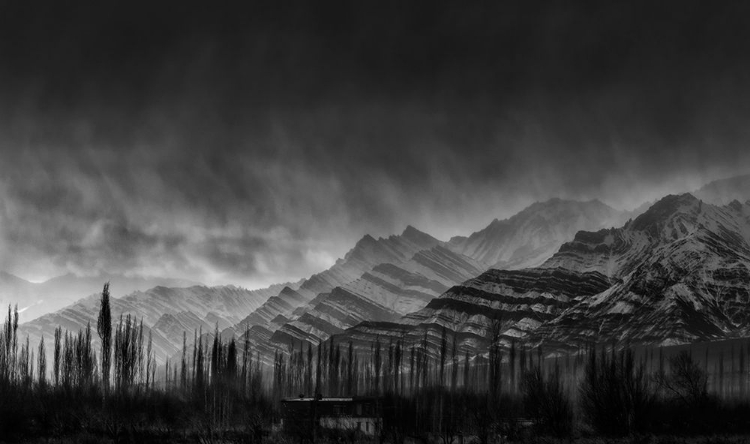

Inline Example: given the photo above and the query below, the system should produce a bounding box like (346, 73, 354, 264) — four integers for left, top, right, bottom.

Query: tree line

(0, 284, 272, 442)
(3, 285, 750, 442)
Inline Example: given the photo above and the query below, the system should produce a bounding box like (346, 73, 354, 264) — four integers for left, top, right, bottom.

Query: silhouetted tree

(181, 331, 188, 390)
(488, 316, 503, 406)
(655, 351, 710, 408)
(53, 326, 61, 386)
(523, 363, 572, 437)
(509, 339, 517, 393)
(37, 336, 46, 389)
(97, 282, 112, 392)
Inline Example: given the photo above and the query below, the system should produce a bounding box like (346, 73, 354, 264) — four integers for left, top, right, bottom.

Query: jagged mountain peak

(543, 194, 738, 277)
(627, 193, 703, 240)
(626, 193, 750, 246)
(344, 227, 440, 264)
(631, 192, 699, 223)
(401, 224, 437, 244)
(359, 233, 378, 243)
(347, 234, 385, 256)
(449, 197, 625, 269)
(729, 199, 744, 212)
(346, 233, 379, 254)
(279, 286, 301, 296)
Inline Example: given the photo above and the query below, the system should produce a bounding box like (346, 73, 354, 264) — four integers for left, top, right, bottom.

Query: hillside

(334, 194, 750, 357)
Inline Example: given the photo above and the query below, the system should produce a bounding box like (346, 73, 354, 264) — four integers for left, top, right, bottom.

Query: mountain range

(15, 173, 750, 367)
(248, 198, 626, 358)
(17, 197, 624, 365)
(0, 272, 199, 322)
(19, 283, 289, 361)
(534, 194, 750, 348)
(339, 193, 750, 360)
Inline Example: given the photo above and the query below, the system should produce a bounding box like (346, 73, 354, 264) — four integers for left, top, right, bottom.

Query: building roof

(281, 396, 379, 402)
(282, 397, 352, 402)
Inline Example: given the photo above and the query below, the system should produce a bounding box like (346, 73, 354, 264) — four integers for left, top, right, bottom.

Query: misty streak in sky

(0, 1, 749, 287)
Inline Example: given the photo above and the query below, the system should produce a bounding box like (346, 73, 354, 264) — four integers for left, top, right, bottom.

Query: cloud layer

(1, 1, 749, 286)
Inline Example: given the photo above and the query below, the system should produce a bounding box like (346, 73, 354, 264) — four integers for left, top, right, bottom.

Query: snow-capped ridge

(333, 190, 750, 358)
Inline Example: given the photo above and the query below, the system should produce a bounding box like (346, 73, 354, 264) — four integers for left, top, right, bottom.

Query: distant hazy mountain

(18, 283, 286, 361)
(693, 173, 750, 205)
(448, 198, 626, 270)
(0, 272, 200, 322)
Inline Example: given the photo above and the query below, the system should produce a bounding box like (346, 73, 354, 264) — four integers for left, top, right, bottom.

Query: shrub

(579, 347, 655, 435)
(654, 351, 720, 433)
(522, 364, 573, 437)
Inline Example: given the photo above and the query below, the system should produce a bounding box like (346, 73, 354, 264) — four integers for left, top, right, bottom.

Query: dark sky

(1, 1, 749, 287)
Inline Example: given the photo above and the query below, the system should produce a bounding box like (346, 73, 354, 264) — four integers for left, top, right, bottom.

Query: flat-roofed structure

(280, 396, 381, 436)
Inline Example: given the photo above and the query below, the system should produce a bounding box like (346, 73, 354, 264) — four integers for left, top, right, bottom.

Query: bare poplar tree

(37, 336, 46, 389)
(96, 282, 112, 392)
(439, 326, 448, 386)
(53, 326, 62, 386)
(181, 331, 188, 390)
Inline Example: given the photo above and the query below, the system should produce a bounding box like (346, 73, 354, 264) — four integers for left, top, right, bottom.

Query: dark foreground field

(11, 432, 750, 444)
(5, 299, 750, 443)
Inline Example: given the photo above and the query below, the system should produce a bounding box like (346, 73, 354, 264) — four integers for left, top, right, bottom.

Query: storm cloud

(1, 1, 749, 287)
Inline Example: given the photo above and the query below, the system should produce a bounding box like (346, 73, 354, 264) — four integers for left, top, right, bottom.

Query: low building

(280, 396, 381, 436)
